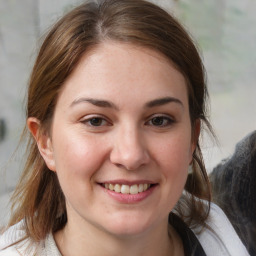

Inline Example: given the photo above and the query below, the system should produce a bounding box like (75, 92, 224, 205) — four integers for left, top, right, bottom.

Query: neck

(54, 216, 183, 256)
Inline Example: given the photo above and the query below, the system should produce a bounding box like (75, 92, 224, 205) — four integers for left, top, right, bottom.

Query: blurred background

(0, 0, 255, 226)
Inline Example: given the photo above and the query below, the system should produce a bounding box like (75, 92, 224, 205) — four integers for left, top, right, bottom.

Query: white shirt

(0, 203, 249, 256)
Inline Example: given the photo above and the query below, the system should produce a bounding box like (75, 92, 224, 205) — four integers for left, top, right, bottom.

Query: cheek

(152, 133, 193, 189)
(155, 136, 193, 170)
(52, 133, 109, 208)
(52, 132, 107, 181)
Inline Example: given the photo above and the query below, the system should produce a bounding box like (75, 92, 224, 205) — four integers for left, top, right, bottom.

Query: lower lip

(102, 185, 157, 203)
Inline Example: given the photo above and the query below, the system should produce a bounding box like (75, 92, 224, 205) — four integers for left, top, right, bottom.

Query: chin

(102, 214, 155, 237)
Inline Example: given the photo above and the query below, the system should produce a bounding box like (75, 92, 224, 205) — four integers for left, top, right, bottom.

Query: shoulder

(0, 246, 20, 256)
(0, 221, 25, 250)
(0, 221, 61, 256)
(194, 202, 249, 256)
(0, 221, 38, 255)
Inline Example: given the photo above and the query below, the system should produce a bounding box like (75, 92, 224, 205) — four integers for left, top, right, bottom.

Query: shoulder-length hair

(8, 0, 212, 241)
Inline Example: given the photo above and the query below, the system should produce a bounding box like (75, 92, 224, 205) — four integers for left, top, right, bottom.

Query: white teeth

(114, 184, 121, 193)
(121, 185, 130, 194)
(138, 184, 144, 193)
(103, 183, 152, 194)
(109, 184, 114, 191)
(130, 185, 138, 194)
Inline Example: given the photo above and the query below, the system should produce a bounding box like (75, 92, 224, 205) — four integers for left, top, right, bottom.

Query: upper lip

(98, 179, 157, 185)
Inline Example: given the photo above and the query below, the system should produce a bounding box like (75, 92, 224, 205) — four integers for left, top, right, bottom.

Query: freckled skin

(37, 42, 196, 254)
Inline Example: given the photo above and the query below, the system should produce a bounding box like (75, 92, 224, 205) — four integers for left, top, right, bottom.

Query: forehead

(56, 42, 188, 109)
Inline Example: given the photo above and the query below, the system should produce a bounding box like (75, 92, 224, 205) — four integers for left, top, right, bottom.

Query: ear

(27, 117, 56, 171)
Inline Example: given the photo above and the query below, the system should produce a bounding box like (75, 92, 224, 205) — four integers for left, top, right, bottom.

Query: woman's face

(41, 42, 197, 237)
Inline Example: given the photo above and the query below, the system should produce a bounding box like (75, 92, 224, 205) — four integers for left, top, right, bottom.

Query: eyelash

(145, 115, 175, 127)
(80, 114, 174, 128)
(80, 116, 111, 127)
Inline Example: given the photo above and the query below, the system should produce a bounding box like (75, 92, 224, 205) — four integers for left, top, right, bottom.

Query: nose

(110, 126, 150, 171)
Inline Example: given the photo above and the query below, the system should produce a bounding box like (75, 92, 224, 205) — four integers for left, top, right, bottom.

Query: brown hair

(8, 0, 212, 242)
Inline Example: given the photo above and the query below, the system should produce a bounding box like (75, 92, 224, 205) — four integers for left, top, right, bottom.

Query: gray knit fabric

(210, 131, 256, 256)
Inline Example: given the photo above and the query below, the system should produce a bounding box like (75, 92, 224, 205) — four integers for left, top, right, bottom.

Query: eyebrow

(70, 98, 118, 110)
(145, 97, 183, 108)
(70, 96, 183, 109)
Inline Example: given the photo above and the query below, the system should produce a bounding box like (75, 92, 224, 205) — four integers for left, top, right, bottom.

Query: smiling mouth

(101, 183, 154, 195)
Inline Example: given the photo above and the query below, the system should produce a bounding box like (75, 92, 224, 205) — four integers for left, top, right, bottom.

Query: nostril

(109, 132, 150, 170)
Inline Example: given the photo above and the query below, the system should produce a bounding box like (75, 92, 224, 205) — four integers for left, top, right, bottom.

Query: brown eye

(147, 116, 174, 127)
(151, 117, 164, 126)
(81, 116, 110, 127)
(89, 118, 104, 126)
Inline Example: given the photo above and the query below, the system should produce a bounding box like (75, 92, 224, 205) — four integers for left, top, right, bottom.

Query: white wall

(179, 0, 256, 169)
(0, 0, 38, 195)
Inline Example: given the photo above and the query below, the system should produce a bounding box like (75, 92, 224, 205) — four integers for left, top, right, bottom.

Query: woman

(0, 0, 249, 255)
